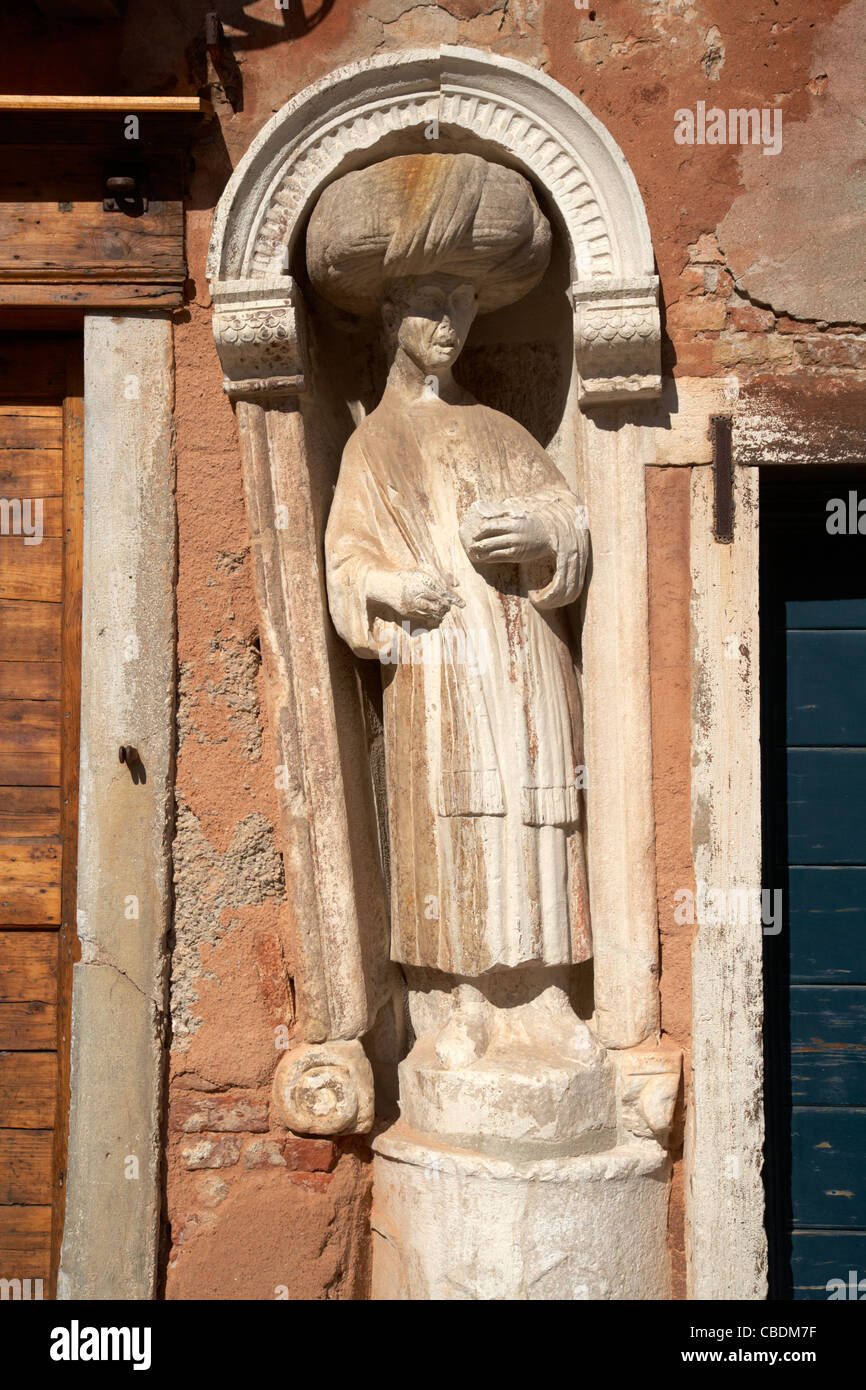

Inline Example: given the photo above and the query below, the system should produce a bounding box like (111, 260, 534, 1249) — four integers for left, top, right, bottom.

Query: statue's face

(383, 275, 478, 373)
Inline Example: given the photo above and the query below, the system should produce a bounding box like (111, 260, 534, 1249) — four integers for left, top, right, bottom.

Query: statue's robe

(325, 388, 591, 976)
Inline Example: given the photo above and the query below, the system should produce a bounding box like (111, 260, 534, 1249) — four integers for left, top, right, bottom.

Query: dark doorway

(762, 467, 866, 1300)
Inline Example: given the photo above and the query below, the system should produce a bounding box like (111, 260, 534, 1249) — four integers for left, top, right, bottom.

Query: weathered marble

(307, 151, 678, 1298)
(209, 50, 676, 1302)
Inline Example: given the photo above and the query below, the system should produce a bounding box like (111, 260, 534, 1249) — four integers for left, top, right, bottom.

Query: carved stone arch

(209, 48, 669, 1144)
(209, 47, 661, 403)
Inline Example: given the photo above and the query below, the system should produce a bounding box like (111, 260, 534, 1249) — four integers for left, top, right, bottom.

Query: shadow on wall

(217, 0, 337, 48)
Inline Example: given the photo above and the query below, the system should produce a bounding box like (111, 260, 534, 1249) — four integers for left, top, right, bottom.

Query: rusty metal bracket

(103, 168, 148, 214)
(710, 414, 734, 543)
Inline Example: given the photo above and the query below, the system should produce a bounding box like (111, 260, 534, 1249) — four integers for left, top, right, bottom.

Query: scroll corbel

(613, 1046, 683, 1145)
(573, 276, 662, 405)
(212, 276, 308, 398)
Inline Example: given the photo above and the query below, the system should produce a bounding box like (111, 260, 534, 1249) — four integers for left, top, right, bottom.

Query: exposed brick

(686, 233, 725, 266)
(251, 930, 292, 1025)
(793, 336, 866, 370)
(665, 339, 720, 378)
(666, 297, 727, 335)
(243, 1138, 287, 1170)
(702, 266, 720, 294)
(677, 266, 706, 295)
(282, 1137, 336, 1173)
(728, 303, 775, 333)
(715, 334, 796, 369)
(171, 1089, 269, 1134)
(198, 1177, 230, 1207)
(182, 1135, 242, 1170)
(286, 1170, 333, 1193)
(172, 1212, 202, 1247)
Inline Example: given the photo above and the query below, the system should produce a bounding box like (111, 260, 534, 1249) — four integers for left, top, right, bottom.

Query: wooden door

(0, 337, 82, 1299)
(762, 468, 866, 1300)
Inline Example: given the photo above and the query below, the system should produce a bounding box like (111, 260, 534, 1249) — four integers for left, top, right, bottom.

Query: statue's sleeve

(325, 431, 412, 660)
(497, 415, 589, 611)
(527, 488, 589, 610)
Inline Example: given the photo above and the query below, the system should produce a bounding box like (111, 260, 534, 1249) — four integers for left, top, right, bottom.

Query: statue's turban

(306, 152, 552, 317)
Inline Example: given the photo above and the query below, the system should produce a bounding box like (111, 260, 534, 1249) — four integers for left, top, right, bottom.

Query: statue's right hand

(379, 569, 464, 626)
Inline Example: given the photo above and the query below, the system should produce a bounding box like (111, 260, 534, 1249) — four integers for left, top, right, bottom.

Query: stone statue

(309, 153, 598, 1071)
(303, 153, 673, 1299)
(212, 54, 681, 1300)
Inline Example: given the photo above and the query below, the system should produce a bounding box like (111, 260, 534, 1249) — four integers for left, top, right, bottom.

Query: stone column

(59, 313, 176, 1300)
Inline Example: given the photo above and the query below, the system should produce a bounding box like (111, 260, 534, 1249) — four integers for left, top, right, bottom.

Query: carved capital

(212, 277, 307, 399)
(272, 1039, 375, 1137)
(614, 1045, 682, 1145)
(574, 278, 661, 405)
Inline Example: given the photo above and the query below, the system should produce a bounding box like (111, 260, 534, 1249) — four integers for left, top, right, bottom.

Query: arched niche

(209, 49, 667, 1121)
(209, 47, 660, 404)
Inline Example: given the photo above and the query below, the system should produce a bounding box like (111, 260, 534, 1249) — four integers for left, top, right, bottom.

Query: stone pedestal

(370, 974, 677, 1300)
(372, 1127, 671, 1300)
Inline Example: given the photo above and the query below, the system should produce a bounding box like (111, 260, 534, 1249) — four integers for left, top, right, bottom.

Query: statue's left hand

(461, 504, 551, 564)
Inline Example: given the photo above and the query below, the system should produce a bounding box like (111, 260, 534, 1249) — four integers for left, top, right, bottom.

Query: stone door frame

(685, 386, 866, 1299)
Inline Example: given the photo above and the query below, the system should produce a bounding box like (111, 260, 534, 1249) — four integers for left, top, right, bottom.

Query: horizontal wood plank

(0, 449, 61, 496)
(786, 598, 866, 630)
(0, 600, 61, 662)
(0, 416, 62, 450)
(0, 1130, 52, 1203)
(0, 497, 62, 538)
(790, 986, 866, 1107)
(787, 749, 866, 866)
(0, 223, 183, 278)
(0, 699, 60, 785)
(0, 1052, 57, 1128)
(0, 95, 209, 112)
(0, 1204, 51, 1280)
(787, 631, 866, 746)
(0, 1001, 56, 1050)
(0, 536, 62, 601)
(789, 867, 866, 985)
(791, 1107, 866, 1229)
(791, 1231, 866, 1299)
(0, 842, 61, 926)
(0, 931, 57, 1001)
(0, 281, 184, 309)
(0, 787, 60, 840)
(0, 660, 60, 701)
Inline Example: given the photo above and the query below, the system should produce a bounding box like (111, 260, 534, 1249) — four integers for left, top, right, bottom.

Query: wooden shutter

(0, 337, 82, 1298)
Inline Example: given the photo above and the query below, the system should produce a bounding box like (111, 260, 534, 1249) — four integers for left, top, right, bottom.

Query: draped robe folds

(325, 390, 591, 976)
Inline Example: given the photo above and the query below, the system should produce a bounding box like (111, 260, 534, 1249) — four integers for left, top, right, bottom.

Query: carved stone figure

(211, 51, 680, 1301)
(254, 139, 679, 1300)
(310, 153, 595, 1072)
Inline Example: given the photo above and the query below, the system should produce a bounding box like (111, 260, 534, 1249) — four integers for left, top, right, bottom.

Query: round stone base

(371, 1125, 671, 1300)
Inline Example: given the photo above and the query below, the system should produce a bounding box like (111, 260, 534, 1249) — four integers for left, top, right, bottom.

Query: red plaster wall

(4, 0, 863, 1300)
